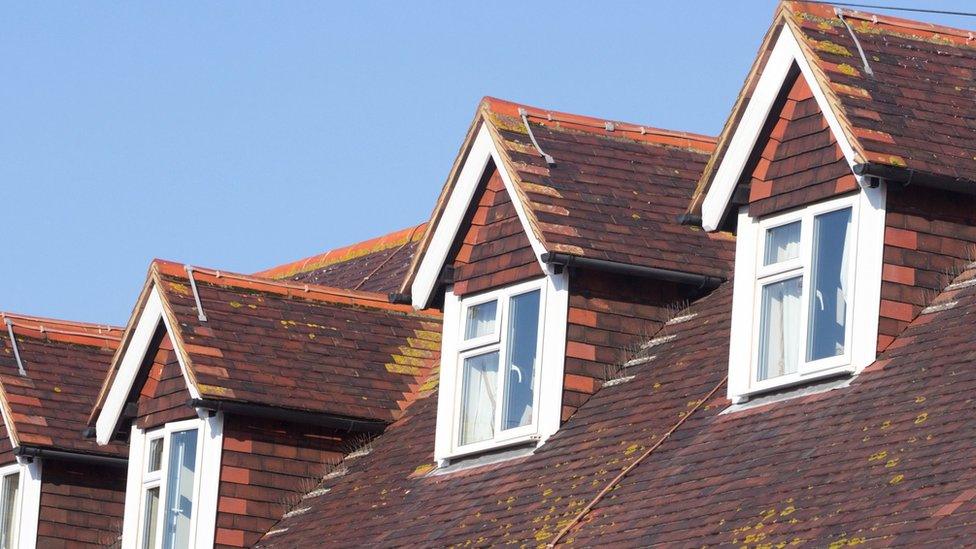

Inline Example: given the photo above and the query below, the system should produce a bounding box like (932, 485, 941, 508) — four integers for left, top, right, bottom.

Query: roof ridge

(153, 259, 441, 318)
(255, 222, 428, 280)
(481, 96, 717, 151)
(788, 1, 976, 48)
(1, 311, 123, 345)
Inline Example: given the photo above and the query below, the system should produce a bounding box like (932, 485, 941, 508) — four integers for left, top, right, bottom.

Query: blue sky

(2, 1, 973, 324)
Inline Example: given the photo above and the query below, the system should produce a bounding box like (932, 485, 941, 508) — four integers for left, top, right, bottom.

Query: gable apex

(694, 6, 867, 231)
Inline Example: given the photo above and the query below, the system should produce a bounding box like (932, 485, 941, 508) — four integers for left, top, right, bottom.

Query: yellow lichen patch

(413, 330, 442, 342)
(836, 63, 859, 76)
(815, 41, 853, 57)
(914, 396, 926, 403)
(885, 458, 899, 468)
(199, 384, 234, 397)
(385, 363, 422, 376)
(229, 301, 243, 308)
(914, 412, 928, 424)
(624, 444, 640, 456)
(398, 346, 435, 359)
(886, 156, 908, 168)
(247, 304, 257, 309)
(168, 282, 191, 296)
(889, 474, 905, 485)
(880, 420, 892, 431)
(542, 488, 553, 497)
(308, 333, 316, 340)
(411, 463, 435, 477)
(407, 337, 440, 351)
(868, 450, 887, 462)
(780, 506, 796, 517)
(392, 354, 427, 367)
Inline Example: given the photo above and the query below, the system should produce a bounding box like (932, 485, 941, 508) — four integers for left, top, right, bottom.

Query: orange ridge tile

(255, 223, 427, 279)
(153, 259, 441, 318)
(482, 97, 718, 152)
(0, 311, 122, 347)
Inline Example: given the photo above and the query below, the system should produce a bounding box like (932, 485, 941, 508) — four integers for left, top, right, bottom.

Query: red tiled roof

(259, 254, 976, 546)
(93, 260, 441, 425)
(256, 223, 426, 294)
(691, 1, 976, 214)
(400, 98, 736, 296)
(0, 313, 126, 457)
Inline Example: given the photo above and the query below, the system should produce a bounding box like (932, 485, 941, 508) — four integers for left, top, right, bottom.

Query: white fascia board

(702, 24, 860, 232)
(411, 124, 548, 309)
(95, 286, 200, 445)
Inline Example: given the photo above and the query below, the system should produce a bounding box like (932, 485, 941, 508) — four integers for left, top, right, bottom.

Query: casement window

(0, 461, 40, 549)
(123, 415, 222, 549)
(728, 190, 886, 401)
(0, 468, 20, 549)
(136, 422, 201, 549)
(435, 276, 569, 464)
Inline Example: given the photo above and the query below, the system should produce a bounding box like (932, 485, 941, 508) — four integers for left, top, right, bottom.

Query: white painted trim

(121, 414, 222, 549)
(95, 286, 201, 445)
(1, 460, 41, 549)
(702, 24, 861, 232)
(434, 271, 568, 465)
(411, 124, 548, 309)
(727, 184, 886, 401)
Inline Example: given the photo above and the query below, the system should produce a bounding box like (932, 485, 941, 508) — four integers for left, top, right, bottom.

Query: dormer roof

(90, 259, 441, 440)
(401, 97, 736, 306)
(691, 1, 976, 227)
(0, 312, 126, 458)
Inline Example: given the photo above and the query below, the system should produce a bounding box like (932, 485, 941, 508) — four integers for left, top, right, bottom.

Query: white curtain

(760, 277, 801, 380)
(464, 301, 497, 340)
(460, 352, 498, 445)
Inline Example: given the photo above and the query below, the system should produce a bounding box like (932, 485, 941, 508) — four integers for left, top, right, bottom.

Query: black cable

(803, 0, 976, 18)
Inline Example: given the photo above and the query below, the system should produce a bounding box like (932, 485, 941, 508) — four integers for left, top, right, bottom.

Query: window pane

(141, 487, 159, 549)
(764, 221, 801, 265)
(758, 277, 802, 381)
(148, 438, 164, 473)
(459, 352, 499, 445)
(464, 300, 497, 340)
(163, 429, 198, 549)
(502, 290, 541, 431)
(0, 473, 19, 549)
(807, 208, 853, 361)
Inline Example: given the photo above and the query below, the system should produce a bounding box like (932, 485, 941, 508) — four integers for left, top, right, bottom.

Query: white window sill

(728, 368, 854, 409)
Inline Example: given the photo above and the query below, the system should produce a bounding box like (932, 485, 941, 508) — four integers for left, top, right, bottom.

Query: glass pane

(0, 473, 19, 549)
(142, 487, 160, 549)
(464, 300, 497, 340)
(148, 438, 164, 473)
(807, 208, 853, 361)
(459, 352, 499, 445)
(764, 221, 801, 265)
(502, 290, 541, 431)
(758, 277, 802, 381)
(163, 429, 198, 549)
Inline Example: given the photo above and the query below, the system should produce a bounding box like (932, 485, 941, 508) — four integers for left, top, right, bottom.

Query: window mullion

(797, 211, 815, 373)
(494, 294, 510, 438)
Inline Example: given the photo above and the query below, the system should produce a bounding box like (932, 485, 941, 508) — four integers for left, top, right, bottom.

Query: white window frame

(728, 185, 886, 401)
(121, 413, 223, 549)
(435, 273, 569, 465)
(0, 460, 40, 549)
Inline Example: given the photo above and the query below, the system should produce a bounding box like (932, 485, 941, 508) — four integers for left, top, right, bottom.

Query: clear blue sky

(2, 1, 973, 325)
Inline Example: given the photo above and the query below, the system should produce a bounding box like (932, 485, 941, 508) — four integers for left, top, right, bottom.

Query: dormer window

(728, 190, 885, 401)
(752, 197, 855, 390)
(455, 281, 543, 450)
(434, 269, 567, 466)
